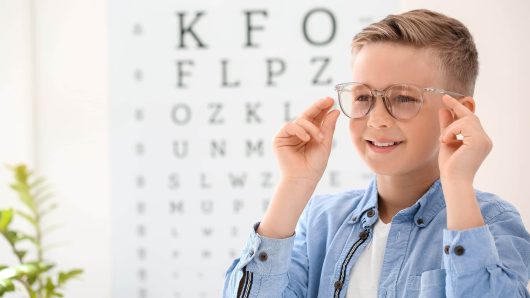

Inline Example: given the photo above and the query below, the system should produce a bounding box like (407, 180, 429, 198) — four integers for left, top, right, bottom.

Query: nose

(366, 95, 394, 129)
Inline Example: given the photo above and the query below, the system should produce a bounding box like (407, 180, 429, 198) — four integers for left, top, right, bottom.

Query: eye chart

(109, 1, 396, 297)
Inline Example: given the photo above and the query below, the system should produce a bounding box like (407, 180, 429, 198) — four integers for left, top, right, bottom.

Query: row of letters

(133, 169, 366, 190)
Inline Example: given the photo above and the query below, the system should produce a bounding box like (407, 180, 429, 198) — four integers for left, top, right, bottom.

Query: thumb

(322, 108, 340, 146)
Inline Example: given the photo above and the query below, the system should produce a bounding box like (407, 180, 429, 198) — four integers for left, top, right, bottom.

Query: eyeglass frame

(334, 82, 467, 120)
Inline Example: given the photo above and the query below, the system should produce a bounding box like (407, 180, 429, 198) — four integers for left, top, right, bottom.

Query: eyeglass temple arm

(424, 87, 466, 99)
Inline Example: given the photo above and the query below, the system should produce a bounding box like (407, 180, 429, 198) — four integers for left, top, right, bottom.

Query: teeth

(372, 141, 399, 147)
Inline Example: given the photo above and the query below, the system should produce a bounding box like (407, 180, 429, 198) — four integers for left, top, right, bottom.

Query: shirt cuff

(237, 222, 296, 275)
(443, 225, 500, 275)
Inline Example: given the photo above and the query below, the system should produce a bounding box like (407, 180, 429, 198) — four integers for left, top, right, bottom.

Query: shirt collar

(349, 176, 446, 228)
(348, 177, 379, 224)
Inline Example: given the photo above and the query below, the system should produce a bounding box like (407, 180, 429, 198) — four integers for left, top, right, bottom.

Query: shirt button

(359, 230, 369, 240)
(444, 245, 450, 254)
(258, 251, 268, 261)
(454, 245, 465, 256)
(416, 218, 424, 225)
(367, 209, 375, 217)
(334, 280, 343, 289)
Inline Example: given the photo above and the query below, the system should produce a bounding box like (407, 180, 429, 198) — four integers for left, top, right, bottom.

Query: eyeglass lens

(338, 83, 423, 119)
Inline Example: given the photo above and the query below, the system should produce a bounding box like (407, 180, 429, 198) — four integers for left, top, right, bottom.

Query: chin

(364, 159, 409, 176)
(356, 145, 408, 176)
(365, 153, 439, 178)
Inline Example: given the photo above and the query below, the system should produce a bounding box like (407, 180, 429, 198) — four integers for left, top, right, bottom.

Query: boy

(223, 9, 530, 297)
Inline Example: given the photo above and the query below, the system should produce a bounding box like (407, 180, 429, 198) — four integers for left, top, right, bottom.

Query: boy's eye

(394, 95, 420, 103)
(355, 95, 372, 102)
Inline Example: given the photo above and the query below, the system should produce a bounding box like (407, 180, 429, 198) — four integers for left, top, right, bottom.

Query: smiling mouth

(367, 140, 404, 147)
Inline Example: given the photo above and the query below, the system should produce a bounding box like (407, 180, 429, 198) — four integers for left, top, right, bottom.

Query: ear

(460, 96, 476, 113)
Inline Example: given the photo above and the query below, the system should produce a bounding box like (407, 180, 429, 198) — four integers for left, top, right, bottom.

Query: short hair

(351, 9, 479, 95)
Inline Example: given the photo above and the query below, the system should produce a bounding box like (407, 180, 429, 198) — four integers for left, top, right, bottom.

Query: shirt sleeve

(443, 211, 530, 297)
(222, 197, 314, 298)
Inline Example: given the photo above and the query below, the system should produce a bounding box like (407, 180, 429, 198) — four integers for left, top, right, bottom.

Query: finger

(275, 134, 306, 147)
(442, 95, 473, 119)
(439, 119, 467, 143)
(284, 122, 310, 142)
(295, 118, 324, 141)
(321, 108, 341, 146)
(301, 97, 335, 122)
(313, 97, 335, 126)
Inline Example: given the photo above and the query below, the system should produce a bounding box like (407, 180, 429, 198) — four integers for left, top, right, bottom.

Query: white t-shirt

(346, 217, 391, 297)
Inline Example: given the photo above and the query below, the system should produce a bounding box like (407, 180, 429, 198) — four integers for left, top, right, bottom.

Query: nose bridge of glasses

(370, 89, 393, 111)
(367, 89, 394, 120)
(371, 89, 386, 98)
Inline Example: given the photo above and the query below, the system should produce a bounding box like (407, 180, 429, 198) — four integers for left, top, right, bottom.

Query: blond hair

(351, 9, 478, 95)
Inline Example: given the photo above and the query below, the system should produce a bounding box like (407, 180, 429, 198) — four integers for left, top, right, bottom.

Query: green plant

(0, 164, 83, 297)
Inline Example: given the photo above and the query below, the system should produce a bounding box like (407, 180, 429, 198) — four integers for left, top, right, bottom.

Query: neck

(376, 159, 440, 223)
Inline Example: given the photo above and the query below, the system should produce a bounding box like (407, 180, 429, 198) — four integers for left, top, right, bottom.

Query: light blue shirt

(223, 177, 530, 297)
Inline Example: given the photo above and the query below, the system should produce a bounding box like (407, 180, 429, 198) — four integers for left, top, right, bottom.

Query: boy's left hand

(438, 94, 493, 182)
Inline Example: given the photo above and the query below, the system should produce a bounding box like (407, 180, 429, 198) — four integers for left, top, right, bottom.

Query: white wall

(1, 0, 110, 297)
(32, 0, 111, 297)
(0, 0, 529, 297)
(0, 0, 35, 266)
(0, 0, 35, 196)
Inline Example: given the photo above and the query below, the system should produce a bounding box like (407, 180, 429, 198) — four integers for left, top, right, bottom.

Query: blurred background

(1, 0, 529, 297)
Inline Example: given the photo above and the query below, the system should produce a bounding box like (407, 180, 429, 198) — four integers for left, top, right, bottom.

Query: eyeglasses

(334, 82, 466, 120)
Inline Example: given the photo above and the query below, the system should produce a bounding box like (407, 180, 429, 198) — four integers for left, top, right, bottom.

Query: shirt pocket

(406, 269, 446, 298)
(418, 268, 446, 298)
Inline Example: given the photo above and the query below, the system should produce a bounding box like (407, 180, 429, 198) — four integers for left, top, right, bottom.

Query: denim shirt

(223, 178, 530, 297)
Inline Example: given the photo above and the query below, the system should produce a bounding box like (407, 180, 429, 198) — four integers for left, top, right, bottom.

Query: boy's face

(349, 42, 447, 177)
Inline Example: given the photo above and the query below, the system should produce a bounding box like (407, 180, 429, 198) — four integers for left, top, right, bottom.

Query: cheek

(349, 120, 365, 150)
(406, 118, 441, 154)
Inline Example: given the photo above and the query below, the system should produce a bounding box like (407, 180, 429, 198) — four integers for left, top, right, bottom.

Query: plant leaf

(28, 271, 38, 285)
(58, 269, 83, 286)
(0, 262, 55, 280)
(10, 165, 39, 213)
(4, 230, 19, 245)
(45, 276, 56, 298)
(10, 183, 37, 213)
(0, 278, 15, 295)
(0, 267, 18, 280)
(15, 209, 38, 227)
(35, 194, 55, 210)
(3, 230, 36, 246)
(14, 164, 30, 182)
(40, 203, 59, 218)
(15, 263, 39, 276)
(29, 261, 55, 274)
(29, 177, 46, 189)
(14, 249, 27, 261)
(0, 209, 13, 232)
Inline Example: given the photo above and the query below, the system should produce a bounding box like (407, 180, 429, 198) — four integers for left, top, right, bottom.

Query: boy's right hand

(272, 97, 340, 185)
(257, 97, 339, 239)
